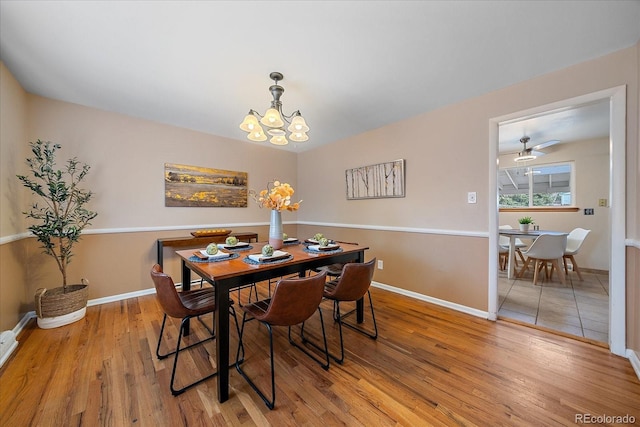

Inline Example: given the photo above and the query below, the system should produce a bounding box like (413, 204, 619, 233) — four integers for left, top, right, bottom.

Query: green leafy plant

(518, 216, 534, 224)
(17, 140, 98, 290)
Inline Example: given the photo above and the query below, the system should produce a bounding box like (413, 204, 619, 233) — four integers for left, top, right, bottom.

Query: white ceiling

(1, 1, 638, 152)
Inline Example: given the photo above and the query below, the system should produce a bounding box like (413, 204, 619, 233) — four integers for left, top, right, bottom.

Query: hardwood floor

(1, 282, 639, 426)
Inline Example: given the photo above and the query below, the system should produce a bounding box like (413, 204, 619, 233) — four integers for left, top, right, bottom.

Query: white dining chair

(517, 234, 568, 286)
(563, 228, 591, 281)
(499, 225, 527, 267)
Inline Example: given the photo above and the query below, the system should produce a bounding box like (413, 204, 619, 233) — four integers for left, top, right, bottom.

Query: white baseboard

(0, 330, 18, 368)
(371, 280, 490, 319)
(628, 349, 640, 381)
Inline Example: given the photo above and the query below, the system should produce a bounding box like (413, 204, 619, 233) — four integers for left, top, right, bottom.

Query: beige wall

(1, 41, 639, 360)
(0, 62, 28, 329)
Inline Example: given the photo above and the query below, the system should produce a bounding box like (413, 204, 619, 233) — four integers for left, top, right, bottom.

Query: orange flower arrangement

(250, 180, 302, 212)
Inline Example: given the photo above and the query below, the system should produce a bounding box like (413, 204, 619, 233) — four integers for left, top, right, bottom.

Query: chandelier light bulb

(260, 108, 284, 128)
(270, 135, 288, 145)
(289, 132, 309, 142)
(239, 113, 260, 132)
(287, 115, 309, 133)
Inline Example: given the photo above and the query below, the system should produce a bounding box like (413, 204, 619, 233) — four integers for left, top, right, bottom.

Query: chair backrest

(565, 228, 591, 254)
(150, 264, 188, 319)
(325, 258, 376, 302)
(260, 272, 327, 327)
(524, 234, 567, 260)
(499, 225, 512, 247)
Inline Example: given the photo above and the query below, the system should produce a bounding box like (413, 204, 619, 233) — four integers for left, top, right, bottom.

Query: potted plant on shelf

(17, 140, 98, 329)
(518, 216, 534, 232)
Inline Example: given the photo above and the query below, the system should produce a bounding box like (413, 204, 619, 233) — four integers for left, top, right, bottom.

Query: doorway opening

(488, 86, 626, 356)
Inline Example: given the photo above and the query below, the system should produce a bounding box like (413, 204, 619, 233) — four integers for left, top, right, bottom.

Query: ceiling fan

(514, 136, 560, 162)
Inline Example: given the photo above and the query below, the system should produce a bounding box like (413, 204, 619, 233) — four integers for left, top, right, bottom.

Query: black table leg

(181, 260, 191, 335)
(215, 283, 230, 402)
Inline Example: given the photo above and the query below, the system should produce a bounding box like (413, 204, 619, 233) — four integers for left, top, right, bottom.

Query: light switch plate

(467, 192, 477, 204)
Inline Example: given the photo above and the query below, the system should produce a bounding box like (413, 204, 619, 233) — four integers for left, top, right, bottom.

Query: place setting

(217, 235, 253, 251)
(304, 233, 343, 254)
(189, 243, 240, 263)
(243, 244, 294, 265)
(282, 232, 300, 246)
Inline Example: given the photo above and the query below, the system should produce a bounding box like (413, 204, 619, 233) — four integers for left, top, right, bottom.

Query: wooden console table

(156, 232, 258, 267)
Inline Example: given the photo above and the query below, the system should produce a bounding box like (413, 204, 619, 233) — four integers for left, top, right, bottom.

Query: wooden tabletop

(176, 241, 368, 282)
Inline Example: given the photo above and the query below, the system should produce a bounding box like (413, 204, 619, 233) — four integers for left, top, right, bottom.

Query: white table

(498, 229, 568, 279)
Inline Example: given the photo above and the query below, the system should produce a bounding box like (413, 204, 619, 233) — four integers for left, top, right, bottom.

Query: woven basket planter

(35, 280, 89, 319)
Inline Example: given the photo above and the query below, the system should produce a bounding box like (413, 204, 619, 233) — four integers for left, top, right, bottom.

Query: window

(498, 162, 574, 208)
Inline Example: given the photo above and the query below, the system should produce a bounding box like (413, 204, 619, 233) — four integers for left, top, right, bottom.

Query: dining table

(175, 240, 369, 403)
(498, 229, 568, 279)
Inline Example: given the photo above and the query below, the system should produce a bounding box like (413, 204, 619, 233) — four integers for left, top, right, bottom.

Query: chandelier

(239, 72, 309, 146)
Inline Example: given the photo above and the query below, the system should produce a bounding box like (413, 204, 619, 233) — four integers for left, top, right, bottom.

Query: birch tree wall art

(345, 159, 405, 200)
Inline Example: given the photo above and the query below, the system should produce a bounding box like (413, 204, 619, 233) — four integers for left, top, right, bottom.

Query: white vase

(269, 209, 283, 249)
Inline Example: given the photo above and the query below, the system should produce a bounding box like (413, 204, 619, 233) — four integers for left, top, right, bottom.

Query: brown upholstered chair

(150, 264, 241, 395)
(304, 258, 378, 364)
(235, 272, 329, 410)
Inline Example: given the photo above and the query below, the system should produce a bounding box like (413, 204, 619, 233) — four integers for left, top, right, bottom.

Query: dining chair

(517, 235, 568, 286)
(235, 272, 329, 410)
(304, 258, 378, 364)
(563, 228, 591, 281)
(150, 264, 242, 396)
(499, 245, 509, 270)
(499, 225, 527, 267)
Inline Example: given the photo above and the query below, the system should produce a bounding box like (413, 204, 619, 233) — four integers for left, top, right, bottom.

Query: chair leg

(552, 259, 566, 285)
(565, 255, 584, 281)
(516, 248, 526, 265)
(517, 257, 532, 278)
(156, 314, 215, 360)
(339, 290, 378, 340)
(532, 259, 541, 286)
(303, 291, 378, 365)
(292, 308, 330, 370)
(169, 316, 219, 396)
(235, 314, 276, 409)
(159, 307, 242, 396)
(295, 308, 331, 370)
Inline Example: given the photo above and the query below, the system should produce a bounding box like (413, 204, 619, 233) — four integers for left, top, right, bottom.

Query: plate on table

(248, 250, 290, 262)
(218, 242, 250, 249)
(284, 237, 299, 243)
(308, 244, 340, 251)
(191, 229, 231, 237)
(195, 250, 231, 260)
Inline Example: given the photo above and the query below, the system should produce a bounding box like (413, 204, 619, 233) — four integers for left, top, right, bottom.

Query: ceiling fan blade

(530, 150, 545, 157)
(532, 139, 560, 150)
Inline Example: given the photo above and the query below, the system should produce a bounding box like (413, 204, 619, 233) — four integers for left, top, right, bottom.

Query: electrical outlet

(598, 198, 608, 207)
(467, 192, 477, 204)
(377, 260, 384, 270)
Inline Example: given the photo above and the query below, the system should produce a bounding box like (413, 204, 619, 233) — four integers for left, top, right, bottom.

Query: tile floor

(498, 263, 609, 343)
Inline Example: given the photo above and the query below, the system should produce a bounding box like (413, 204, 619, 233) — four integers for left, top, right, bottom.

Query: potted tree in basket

(17, 140, 98, 329)
(518, 216, 534, 232)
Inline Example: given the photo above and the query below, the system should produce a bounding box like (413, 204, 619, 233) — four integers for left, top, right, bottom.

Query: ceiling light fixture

(239, 72, 309, 146)
(514, 136, 537, 162)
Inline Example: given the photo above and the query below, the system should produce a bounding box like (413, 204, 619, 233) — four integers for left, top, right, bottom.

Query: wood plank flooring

(1, 282, 639, 426)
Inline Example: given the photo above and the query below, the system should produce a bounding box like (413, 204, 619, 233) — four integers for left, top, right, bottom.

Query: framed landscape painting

(164, 163, 248, 207)
(345, 159, 405, 200)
